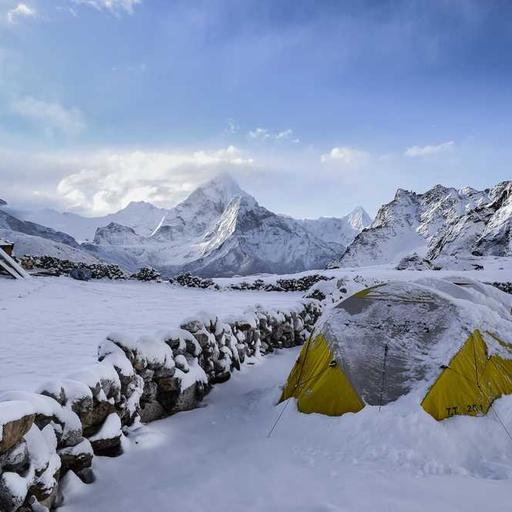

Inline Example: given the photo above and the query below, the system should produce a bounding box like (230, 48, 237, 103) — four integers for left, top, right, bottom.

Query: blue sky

(0, 0, 511, 217)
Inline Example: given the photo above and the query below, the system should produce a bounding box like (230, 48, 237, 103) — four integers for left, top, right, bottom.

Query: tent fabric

(323, 281, 458, 406)
(280, 334, 364, 416)
(280, 278, 512, 421)
(422, 330, 512, 420)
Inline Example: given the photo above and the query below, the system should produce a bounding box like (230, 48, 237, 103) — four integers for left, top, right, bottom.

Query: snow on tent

(0, 239, 30, 279)
(280, 277, 512, 421)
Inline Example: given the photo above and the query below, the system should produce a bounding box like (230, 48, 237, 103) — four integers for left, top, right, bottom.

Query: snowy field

(2, 262, 512, 510)
(215, 256, 512, 287)
(0, 277, 302, 392)
(61, 348, 512, 512)
(2, 257, 510, 394)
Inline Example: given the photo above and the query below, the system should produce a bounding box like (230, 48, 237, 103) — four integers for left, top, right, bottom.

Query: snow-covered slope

(0, 202, 99, 262)
(0, 229, 101, 263)
(429, 181, 512, 260)
(22, 201, 168, 242)
(0, 207, 79, 248)
(337, 181, 510, 267)
(178, 195, 341, 276)
(84, 175, 363, 276)
(298, 206, 372, 252)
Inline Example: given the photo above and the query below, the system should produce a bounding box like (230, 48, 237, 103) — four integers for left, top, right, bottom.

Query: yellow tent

(280, 279, 512, 421)
(280, 334, 364, 416)
(421, 330, 512, 420)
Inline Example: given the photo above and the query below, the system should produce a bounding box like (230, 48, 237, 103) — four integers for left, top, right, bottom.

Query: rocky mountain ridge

(335, 181, 511, 267)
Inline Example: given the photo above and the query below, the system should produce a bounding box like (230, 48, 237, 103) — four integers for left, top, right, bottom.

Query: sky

(0, 0, 511, 218)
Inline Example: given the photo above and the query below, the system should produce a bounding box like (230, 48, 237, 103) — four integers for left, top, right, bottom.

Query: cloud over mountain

(56, 146, 254, 215)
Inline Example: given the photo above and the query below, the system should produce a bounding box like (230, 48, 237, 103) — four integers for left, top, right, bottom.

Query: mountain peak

(394, 188, 415, 201)
(346, 206, 372, 231)
(197, 173, 244, 196)
(122, 200, 160, 211)
(188, 173, 255, 208)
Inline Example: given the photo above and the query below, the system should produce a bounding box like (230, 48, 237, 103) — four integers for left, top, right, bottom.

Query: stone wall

(0, 300, 321, 511)
(170, 272, 334, 292)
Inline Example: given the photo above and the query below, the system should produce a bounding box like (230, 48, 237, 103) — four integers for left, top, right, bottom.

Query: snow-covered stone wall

(0, 300, 321, 511)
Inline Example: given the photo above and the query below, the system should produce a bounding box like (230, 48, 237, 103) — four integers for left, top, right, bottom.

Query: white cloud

(11, 96, 86, 136)
(56, 146, 254, 214)
(6, 3, 36, 23)
(72, 0, 141, 14)
(248, 127, 299, 144)
(404, 140, 455, 157)
(320, 146, 369, 166)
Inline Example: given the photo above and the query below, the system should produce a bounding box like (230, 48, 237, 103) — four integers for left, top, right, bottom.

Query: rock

(0, 392, 83, 450)
(0, 441, 29, 474)
(69, 267, 92, 281)
(487, 281, 512, 295)
(24, 425, 61, 506)
(0, 402, 35, 454)
(58, 438, 93, 475)
(0, 472, 27, 512)
(20, 255, 126, 279)
(130, 266, 161, 281)
(88, 413, 122, 457)
(170, 272, 333, 293)
(169, 273, 219, 290)
(395, 253, 442, 271)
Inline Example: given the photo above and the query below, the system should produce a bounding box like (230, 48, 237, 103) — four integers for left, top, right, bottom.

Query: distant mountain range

(334, 180, 512, 267)
(2, 177, 510, 276)
(1, 175, 371, 276)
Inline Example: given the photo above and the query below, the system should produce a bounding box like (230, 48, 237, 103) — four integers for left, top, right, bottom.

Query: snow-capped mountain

(298, 207, 372, 252)
(84, 175, 368, 276)
(0, 202, 100, 263)
(336, 181, 511, 267)
(3, 175, 370, 275)
(22, 201, 168, 242)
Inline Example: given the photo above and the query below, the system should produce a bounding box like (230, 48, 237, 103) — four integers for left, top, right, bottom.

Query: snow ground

(1, 258, 510, 393)
(214, 256, 512, 287)
(0, 277, 302, 392)
(61, 348, 512, 512)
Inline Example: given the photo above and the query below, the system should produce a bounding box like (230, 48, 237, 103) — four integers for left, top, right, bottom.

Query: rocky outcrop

(0, 300, 322, 511)
(395, 253, 441, 271)
(334, 181, 511, 267)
